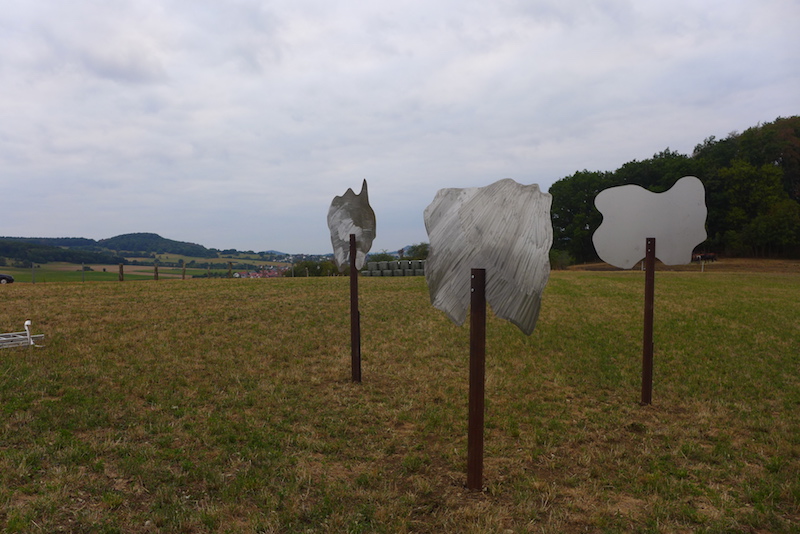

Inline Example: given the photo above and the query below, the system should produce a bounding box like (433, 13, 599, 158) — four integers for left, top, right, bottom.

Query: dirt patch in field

(567, 257, 800, 273)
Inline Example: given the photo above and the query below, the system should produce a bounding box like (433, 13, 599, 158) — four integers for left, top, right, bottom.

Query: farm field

(0, 251, 292, 284)
(1, 269, 798, 532)
(0, 263, 228, 283)
(137, 254, 290, 269)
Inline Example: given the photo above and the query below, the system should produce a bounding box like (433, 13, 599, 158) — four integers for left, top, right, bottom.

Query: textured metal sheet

(593, 176, 707, 269)
(327, 180, 376, 272)
(424, 179, 553, 336)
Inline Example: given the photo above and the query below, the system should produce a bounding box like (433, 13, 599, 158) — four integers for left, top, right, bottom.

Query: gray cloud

(0, 0, 797, 253)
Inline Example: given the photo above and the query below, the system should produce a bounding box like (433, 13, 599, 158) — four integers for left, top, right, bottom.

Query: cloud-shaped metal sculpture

(592, 176, 707, 269)
(424, 179, 553, 336)
(327, 180, 376, 272)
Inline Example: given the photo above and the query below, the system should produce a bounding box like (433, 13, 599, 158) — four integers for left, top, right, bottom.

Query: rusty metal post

(467, 268, 486, 490)
(154, 262, 159, 281)
(119, 264, 124, 282)
(350, 234, 362, 383)
(641, 238, 655, 405)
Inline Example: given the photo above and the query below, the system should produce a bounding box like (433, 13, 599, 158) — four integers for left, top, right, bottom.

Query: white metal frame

(0, 320, 44, 348)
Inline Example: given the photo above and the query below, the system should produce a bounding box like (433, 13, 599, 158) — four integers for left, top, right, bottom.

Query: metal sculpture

(424, 178, 553, 490)
(424, 178, 553, 336)
(327, 179, 376, 273)
(592, 176, 708, 404)
(592, 176, 707, 269)
(327, 179, 376, 383)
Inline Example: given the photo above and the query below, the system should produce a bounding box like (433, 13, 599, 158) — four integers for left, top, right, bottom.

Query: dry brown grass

(0, 266, 798, 532)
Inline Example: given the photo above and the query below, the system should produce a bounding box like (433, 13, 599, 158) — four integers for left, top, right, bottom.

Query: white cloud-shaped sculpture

(592, 176, 707, 269)
(327, 180, 376, 272)
(424, 179, 553, 336)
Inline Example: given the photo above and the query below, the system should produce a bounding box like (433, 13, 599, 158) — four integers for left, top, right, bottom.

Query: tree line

(97, 233, 218, 258)
(0, 240, 126, 267)
(550, 116, 800, 263)
(282, 244, 431, 277)
(0, 232, 219, 260)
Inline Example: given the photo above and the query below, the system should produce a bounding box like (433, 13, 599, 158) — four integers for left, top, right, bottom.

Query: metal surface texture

(424, 179, 553, 336)
(593, 176, 707, 269)
(327, 179, 376, 272)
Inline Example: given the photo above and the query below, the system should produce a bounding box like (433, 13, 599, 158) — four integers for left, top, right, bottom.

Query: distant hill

(0, 234, 309, 264)
(97, 233, 217, 258)
(1, 233, 218, 263)
(0, 239, 125, 265)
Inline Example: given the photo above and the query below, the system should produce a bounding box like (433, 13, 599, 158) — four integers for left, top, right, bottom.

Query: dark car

(0, 274, 14, 284)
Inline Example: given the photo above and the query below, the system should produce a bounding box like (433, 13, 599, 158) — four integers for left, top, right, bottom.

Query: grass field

(0, 269, 798, 532)
(0, 264, 231, 283)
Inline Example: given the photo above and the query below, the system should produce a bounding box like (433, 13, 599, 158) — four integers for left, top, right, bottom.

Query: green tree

(549, 170, 613, 263)
(719, 160, 784, 229)
(545, 116, 800, 260)
(741, 199, 800, 257)
(614, 149, 700, 192)
(366, 251, 396, 262)
(283, 260, 338, 277)
(405, 243, 429, 260)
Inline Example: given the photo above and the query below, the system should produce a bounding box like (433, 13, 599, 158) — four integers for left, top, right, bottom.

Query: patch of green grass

(0, 271, 798, 531)
(1, 265, 154, 283)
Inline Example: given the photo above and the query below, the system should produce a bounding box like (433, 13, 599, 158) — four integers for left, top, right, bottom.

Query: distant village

(232, 265, 287, 279)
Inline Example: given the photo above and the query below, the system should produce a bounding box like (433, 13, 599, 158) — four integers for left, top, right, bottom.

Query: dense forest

(550, 116, 800, 263)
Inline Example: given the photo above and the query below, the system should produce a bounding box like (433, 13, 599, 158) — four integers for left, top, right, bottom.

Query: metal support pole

(641, 238, 655, 405)
(350, 234, 362, 383)
(467, 268, 486, 490)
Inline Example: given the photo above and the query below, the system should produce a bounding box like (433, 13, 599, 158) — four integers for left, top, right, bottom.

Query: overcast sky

(1, 1, 797, 254)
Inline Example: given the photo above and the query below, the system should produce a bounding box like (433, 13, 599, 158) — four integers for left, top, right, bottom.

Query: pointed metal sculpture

(424, 178, 553, 336)
(327, 179, 376, 272)
(327, 180, 376, 383)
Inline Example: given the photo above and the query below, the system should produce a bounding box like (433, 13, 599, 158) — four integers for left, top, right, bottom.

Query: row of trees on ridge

(550, 116, 800, 263)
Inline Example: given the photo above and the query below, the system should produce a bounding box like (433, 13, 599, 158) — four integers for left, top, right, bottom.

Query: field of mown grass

(1, 268, 798, 533)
